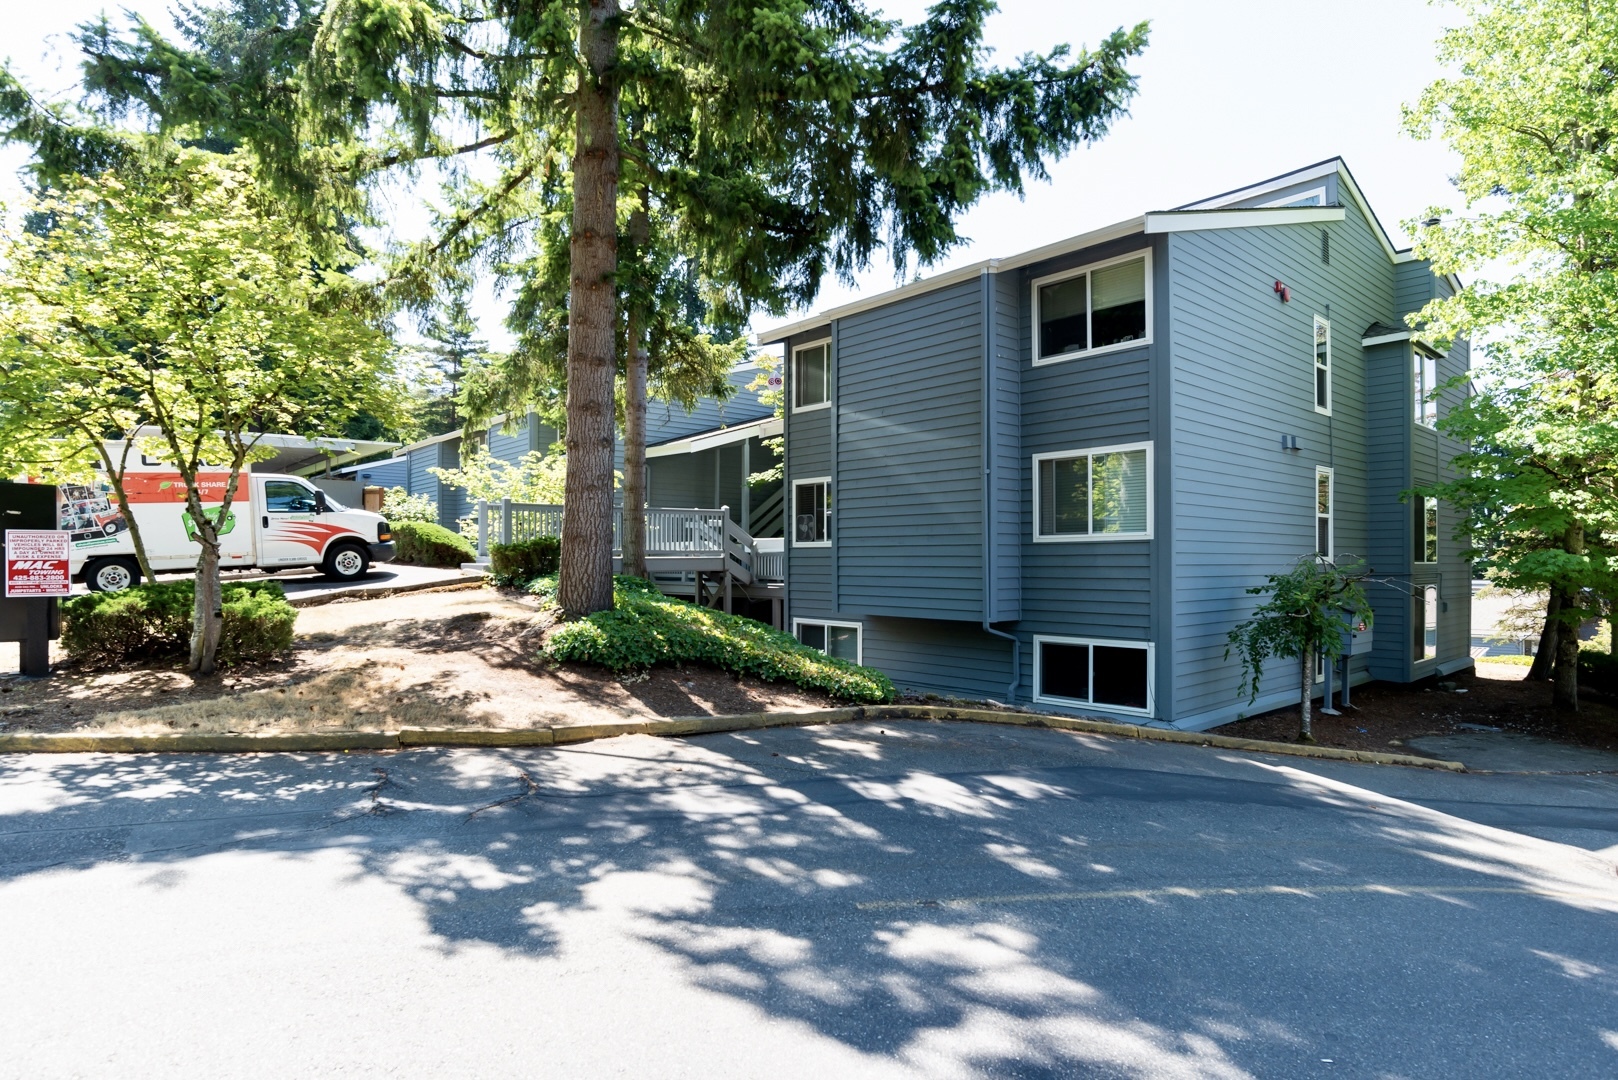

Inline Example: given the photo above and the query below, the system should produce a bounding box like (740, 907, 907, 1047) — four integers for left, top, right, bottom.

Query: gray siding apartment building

(762, 159, 1472, 730)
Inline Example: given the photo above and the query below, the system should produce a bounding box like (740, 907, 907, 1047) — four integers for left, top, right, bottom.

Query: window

(1259, 186, 1327, 208)
(793, 341, 830, 411)
(1313, 315, 1332, 413)
(1414, 585, 1439, 662)
(1414, 496, 1438, 563)
(1032, 252, 1151, 364)
(795, 620, 861, 663)
(263, 480, 317, 514)
(793, 478, 830, 545)
(1315, 467, 1334, 559)
(1034, 636, 1154, 715)
(1033, 442, 1152, 541)
(1414, 348, 1438, 428)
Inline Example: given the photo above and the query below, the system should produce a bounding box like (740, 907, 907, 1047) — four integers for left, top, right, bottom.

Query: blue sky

(3, 1, 1464, 350)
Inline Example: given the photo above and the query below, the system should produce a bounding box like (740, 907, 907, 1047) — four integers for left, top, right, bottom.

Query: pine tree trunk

(1528, 590, 1561, 681)
(557, 0, 621, 617)
(189, 535, 223, 675)
(1298, 651, 1315, 743)
(1551, 523, 1585, 712)
(621, 199, 650, 580)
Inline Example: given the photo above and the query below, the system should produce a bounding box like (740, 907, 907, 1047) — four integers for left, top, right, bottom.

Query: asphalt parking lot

(2, 722, 1615, 1079)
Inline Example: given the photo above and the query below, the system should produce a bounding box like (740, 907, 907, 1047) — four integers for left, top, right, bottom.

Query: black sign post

(1, 481, 64, 677)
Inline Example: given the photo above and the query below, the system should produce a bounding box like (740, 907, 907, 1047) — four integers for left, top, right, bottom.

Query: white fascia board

(1362, 330, 1413, 346)
(753, 216, 1147, 346)
(646, 416, 784, 459)
(1177, 160, 1343, 211)
(1144, 207, 1346, 233)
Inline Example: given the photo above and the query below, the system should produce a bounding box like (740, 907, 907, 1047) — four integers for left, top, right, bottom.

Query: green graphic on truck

(181, 507, 237, 543)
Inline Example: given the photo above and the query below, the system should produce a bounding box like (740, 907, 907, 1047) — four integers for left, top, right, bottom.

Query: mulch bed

(1213, 663, 1618, 754)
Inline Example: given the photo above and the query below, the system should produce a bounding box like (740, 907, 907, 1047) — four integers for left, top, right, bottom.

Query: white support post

(499, 497, 512, 546)
(477, 500, 489, 558)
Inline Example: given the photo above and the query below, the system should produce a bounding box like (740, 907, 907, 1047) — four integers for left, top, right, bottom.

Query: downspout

(980, 267, 1019, 704)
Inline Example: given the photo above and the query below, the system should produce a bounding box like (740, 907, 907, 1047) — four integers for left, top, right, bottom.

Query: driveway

(1, 723, 1615, 1079)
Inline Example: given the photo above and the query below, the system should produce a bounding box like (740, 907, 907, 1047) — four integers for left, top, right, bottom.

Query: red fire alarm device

(1274, 280, 1291, 303)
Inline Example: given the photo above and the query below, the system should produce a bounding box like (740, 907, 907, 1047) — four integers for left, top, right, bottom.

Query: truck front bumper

(369, 541, 397, 565)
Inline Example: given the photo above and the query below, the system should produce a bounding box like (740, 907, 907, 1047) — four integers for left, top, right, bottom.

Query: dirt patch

(0, 589, 840, 736)
(1213, 661, 1618, 755)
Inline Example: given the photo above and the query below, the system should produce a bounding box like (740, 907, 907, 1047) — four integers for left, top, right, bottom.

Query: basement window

(1034, 636, 1153, 715)
(795, 620, 861, 664)
(1033, 252, 1151, 364)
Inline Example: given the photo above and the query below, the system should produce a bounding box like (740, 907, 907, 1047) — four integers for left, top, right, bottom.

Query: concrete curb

(0, 705, 1466, 771)
(285, 576, 488, 608)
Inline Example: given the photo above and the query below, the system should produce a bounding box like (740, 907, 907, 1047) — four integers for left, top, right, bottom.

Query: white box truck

(53, 461, 394, 592)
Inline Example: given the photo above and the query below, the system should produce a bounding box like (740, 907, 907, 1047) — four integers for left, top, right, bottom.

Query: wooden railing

(476, 499, 783, 584)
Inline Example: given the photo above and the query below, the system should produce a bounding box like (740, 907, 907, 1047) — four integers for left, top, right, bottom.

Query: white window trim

(1031, 249, 1154, 367)
(1415, 495, 1438, 565)
(1413, 346, 1440, 430)
(1313, 315, 1332, 415)
(1031, 441, 1154, 543)
(1315, 466, 1335, 561)
(1259, 186, 1328, 209)
(791, 340, 832, 414)
(1032, 634, 1156, 718)
(791, 476, 831, 548)
(793, 618, 863, 665)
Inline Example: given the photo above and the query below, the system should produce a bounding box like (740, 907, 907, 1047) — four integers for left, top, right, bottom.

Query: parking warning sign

(5, 529, 71, 598)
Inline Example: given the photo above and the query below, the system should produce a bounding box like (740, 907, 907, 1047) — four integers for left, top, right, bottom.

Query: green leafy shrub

(393, 520, 475, 567)
(380, 487, 438, 524)
(545, 576, 896, 704)
(1578, 650, 1618, 696)
(490, 535, 561, 585)
(62, 580, 295, 667)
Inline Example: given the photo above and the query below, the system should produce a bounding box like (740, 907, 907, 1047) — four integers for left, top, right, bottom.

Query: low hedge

(543, 576, 897, 704)
(394, 520, 476, 567)
(1579, 650, 1618, 696)
(490, 535, 561, 585)
(61, 580, 295, 667)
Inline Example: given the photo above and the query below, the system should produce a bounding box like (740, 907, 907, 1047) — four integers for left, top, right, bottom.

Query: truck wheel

(322, 544, 370, 581)
(86, 557, 141, 593)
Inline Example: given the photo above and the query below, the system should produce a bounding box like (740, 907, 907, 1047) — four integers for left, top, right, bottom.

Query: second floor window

(1033, 253, 1150, 363)
(1315, 467, 1334, 559)
(1414, 349, 1438, 428)
(1415, 496, 1438, 563)
(1313, 315, 1332, 413)
(1035, 443, 1151, 540)
(793, 342, 830, 410)
(793, 479, 830, 545)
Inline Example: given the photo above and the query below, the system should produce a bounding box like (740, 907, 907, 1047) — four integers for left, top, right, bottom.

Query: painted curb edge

(0, 705, 1466, 770)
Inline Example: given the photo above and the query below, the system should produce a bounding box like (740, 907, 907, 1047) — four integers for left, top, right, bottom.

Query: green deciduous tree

(0, 147, 398, 673)
(1405, 0, 1618, 712)
(1225, 557, 1374, 743)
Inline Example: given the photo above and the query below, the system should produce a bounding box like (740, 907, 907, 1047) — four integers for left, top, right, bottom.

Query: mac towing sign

(5, 530, 72, 598)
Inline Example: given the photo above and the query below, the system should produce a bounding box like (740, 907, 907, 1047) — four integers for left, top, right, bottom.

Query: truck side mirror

(313, 490, 329, 514)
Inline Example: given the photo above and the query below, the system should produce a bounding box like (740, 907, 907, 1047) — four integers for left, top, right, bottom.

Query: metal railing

(476, 499, 784, 584)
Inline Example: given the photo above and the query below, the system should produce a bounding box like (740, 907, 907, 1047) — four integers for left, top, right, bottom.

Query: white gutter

(646, 416, 783, 458)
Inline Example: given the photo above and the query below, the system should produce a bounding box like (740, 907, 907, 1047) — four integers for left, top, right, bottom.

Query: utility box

(1340, 617, 1373, 656)
(1, 481, 64, 677)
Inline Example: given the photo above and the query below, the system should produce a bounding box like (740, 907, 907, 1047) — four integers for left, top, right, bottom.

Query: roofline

(646, 415, 784, 458)
(755, 158, 1465, 345)
(755, 216, 1146, 346)
(397, 411, 524, 455)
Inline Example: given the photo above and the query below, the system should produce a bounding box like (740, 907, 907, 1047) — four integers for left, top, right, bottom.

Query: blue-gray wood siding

(1166, 199, 1389, 727)
(406, 445, 442, 507)
(346, 458, 408, 490)
(645, 364, 774, 446)
(1364, 340, 1413, 680)
(989, 271, 1023, 621)
(437, 439, 466, 529)
(835, 278, 984, 619)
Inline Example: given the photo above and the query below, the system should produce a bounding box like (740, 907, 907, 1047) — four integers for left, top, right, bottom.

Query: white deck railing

(477, 500, 783, 583)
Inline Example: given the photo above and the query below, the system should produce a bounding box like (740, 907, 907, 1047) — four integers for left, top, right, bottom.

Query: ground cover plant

(393, 520, 475, 567)
(540, 576, 896, 705)
(61, 580, 295, 668)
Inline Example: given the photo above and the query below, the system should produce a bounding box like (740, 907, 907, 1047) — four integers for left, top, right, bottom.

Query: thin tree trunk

(1298, 651, 1315, 743)
(621, 196, 651, 580)
(557, 0, 621, 617)
(89, 431, 155, 582)
(1528, 590, 1561, 681)
(190, 538, 223, 675)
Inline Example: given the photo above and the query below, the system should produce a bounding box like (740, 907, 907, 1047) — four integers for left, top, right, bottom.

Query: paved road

(2, 724, 1615, 1079)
